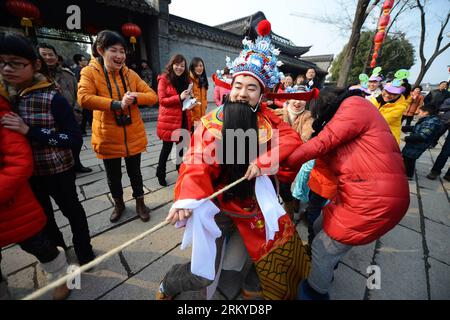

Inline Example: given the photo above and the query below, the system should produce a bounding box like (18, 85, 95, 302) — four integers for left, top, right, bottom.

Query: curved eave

(95, 0, 158, 15)
(169, 15, 243, 47)
(280, 55, 328, 75)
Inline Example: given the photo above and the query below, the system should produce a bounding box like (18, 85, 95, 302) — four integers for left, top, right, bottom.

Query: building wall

(166, 31, 241, 102)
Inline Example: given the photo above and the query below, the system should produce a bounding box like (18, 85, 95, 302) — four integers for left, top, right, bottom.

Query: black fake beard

(220, 101, 259, 202)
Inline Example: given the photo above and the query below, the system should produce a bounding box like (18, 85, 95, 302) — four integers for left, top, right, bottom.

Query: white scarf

(172, 175, 285, 281)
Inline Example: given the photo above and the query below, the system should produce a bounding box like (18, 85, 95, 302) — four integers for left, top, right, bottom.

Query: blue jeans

(307, 214, 352, 295)
(431, 129, 450, 175)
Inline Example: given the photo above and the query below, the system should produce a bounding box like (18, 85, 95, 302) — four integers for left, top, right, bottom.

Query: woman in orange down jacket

(78, 30, 157, 224)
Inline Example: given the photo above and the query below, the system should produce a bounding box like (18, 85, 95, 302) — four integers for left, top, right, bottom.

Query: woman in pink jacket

(285, 87, 410, 300)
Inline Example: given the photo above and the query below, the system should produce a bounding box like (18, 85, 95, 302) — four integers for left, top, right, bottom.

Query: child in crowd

(402, 105, 443, 180)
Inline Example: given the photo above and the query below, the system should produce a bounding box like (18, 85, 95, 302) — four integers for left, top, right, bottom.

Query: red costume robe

(174, 104, 310, 299)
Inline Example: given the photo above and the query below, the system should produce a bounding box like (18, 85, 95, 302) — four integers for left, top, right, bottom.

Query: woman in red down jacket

(285, 87, 410, 300)
(156, 54, 192, 187)
(0, 94, 46, 247)
(0, 91, 70, 299)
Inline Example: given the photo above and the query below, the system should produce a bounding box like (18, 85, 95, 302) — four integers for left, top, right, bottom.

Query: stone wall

(166, 32, 241, 102)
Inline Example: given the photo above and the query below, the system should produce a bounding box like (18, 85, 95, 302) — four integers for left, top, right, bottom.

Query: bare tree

(337, 0, 381, 87)
(385, 0, 417, 35)
(414, 0, 450, 86)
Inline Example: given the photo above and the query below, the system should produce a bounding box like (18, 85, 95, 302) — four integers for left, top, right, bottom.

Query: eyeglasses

(0, 60, 31, 70)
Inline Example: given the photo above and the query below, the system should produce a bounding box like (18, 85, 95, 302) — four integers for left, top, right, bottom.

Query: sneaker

(155, 282, 173, 300)
(426, 172, 439, 180)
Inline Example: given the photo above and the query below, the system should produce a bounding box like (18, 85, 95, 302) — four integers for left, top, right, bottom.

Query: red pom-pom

(257, 20, 271, 37)
(311, 88, 320, 100)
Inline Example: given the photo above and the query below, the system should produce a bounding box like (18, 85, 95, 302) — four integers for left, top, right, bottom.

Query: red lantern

(378, 15, 390, 28)
(371, 58, 377, 68)
(382, 0, 394, 10)
(374, 31, 386, 43)
(5, 0, 40, 36)
(121, 23, 141, 50)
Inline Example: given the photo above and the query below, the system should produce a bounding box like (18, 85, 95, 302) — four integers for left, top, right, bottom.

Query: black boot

(156, 167, 167, 187)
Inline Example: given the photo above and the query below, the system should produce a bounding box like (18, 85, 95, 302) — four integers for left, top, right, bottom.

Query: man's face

(229, 75, 262, 107)
(39, 48, 58, 67)
(80, 56, 88, 67)
(439, 82, 448, 91)
(368, 80, 379, 91)
(306, 68, 315, 80)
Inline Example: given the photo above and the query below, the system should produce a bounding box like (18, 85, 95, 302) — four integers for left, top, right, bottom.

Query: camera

(115, 112, 132, 126)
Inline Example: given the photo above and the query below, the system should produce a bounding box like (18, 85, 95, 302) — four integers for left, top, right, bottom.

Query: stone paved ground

(2, 119, 449, 300)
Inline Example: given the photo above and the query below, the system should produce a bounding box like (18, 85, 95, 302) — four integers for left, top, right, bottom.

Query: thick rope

(22, 176, 247, 300)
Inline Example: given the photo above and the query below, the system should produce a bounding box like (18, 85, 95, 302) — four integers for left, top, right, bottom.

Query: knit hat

(226, 20, 282, 90)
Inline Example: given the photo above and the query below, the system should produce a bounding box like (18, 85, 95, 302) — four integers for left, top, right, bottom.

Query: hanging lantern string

(371, 0, 394, 68)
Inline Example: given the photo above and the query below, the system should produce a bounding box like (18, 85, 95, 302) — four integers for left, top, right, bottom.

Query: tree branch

(416, 0, 427, 67)
(433, 12, 450, 55)
(385, 0, 412, 36)
(364, 0, 382, 20)
(426, 41, 450, 70)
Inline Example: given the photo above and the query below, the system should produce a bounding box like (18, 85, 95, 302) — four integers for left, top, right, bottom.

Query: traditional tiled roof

(215, 11, 311, 57)
(168, 13, 327, 75)
(95, 0, 157, 15)
(169, 15, 243, 47)
(302, 54, 335, 63)
(302, 55, 335, 73)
